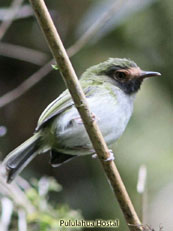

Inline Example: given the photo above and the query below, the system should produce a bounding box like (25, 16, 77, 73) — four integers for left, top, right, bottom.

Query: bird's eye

(114, 71, 126, 80)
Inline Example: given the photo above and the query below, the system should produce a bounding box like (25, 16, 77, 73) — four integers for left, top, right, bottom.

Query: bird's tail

(1, 133, 41, 183)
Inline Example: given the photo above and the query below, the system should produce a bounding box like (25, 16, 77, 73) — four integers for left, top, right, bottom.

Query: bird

(1, 58, 161, 183)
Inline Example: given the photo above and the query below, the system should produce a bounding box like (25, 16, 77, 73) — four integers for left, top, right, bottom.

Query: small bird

(2, 58, 161, 183)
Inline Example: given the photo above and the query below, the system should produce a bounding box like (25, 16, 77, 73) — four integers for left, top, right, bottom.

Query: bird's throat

(116, 78, 143, 94)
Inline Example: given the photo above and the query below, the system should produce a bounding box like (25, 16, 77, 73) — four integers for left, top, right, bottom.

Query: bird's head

(82, 58, 161, 94)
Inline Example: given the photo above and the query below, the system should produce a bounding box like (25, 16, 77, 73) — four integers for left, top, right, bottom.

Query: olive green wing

(35, 86, 94, 131)
(36, 89, 72, 131)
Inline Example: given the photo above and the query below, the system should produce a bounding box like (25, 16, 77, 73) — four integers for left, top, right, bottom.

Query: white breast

(54, 87, 135, 153)
(96, 88, 135, 145)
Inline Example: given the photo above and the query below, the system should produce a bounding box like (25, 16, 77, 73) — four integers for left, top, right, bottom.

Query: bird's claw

(74, 113, 100, 125)
(91, 113, 100, 122)
(92, 150, 115, 161)
(73, 117, 83, 124)
(104, 149, 115, 162)
(92, 153, 97, 159)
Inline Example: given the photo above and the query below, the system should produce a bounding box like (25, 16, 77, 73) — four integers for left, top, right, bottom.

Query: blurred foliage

(0, 0, 172, 230)
(0, 177, 83, 231)
(26, 178, 82, 231)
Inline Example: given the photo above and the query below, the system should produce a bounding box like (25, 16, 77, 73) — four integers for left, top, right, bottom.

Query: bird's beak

(140, 71, 161, 79)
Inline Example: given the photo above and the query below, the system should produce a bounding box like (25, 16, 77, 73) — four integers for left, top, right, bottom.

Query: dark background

(0, 0, 172, 230)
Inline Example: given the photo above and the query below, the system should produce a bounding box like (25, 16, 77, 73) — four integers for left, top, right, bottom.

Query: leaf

(51, 64, 59, 70)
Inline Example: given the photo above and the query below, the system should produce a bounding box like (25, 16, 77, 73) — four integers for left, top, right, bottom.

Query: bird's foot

(104, 149, 115, 162)
(92, 153, 97, 159)
(74, 113, 99, 124)
(73, 117, 83, 124)
(92, 149, 115, 161)
(91, 113, 100, 122)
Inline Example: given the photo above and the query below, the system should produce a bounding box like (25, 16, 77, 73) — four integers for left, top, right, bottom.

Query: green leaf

(51, 64, 59, 70)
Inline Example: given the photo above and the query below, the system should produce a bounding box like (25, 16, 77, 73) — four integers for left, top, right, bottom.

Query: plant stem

(28, 0, 143, 230)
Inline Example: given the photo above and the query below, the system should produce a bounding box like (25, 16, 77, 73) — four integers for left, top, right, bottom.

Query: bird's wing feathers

(36, 86, 95, 131)
(36, 89, 72, 131)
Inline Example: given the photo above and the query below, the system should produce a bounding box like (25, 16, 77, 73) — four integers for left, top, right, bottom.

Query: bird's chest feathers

(89, 87, 134, 144)
(53, 86, 134, 148)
